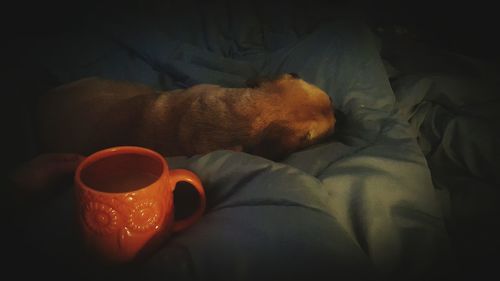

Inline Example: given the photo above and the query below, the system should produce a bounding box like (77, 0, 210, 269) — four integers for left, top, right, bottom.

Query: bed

(5, 1, 499, 280)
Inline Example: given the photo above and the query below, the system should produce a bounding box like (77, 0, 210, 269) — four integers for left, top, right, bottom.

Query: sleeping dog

(11, 73, 335, 192)
(36, 73, 335, 160)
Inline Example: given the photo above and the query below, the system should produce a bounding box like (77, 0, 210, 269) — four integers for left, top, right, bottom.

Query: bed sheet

(388, 48, 500, 278)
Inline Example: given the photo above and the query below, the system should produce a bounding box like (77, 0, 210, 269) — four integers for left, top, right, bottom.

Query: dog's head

(246, 73, 336, 160)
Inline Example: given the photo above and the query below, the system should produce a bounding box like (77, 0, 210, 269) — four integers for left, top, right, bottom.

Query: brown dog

(36, 73, 335, 160)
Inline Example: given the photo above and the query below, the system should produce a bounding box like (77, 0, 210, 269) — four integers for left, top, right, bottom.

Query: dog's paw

(11, 153, 85, 194)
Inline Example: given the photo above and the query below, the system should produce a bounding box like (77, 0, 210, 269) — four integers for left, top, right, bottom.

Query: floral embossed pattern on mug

(75, 146, 206, 263)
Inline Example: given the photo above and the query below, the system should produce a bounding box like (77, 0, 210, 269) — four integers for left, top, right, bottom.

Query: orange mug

(74, 146, 206, 263)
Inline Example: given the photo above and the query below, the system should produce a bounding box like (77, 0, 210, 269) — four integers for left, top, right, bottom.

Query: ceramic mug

(74, 146, 206, 263)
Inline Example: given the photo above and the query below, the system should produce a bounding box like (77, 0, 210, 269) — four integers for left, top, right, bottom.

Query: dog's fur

(36, 73, 335, 160)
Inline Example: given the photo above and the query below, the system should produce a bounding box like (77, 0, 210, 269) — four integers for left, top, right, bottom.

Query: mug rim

(75, 146, 169, 194)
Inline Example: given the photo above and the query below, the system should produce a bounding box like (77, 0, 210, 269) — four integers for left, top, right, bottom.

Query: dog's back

(37, 77, 156, 154)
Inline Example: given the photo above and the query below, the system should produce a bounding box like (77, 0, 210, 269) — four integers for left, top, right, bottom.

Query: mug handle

(169, 169, 206, 232)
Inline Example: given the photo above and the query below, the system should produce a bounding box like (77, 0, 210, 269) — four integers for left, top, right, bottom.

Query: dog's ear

(248, 122, 297, 160)
(245, 76, 271, 88)
(246, 73, 300, 89)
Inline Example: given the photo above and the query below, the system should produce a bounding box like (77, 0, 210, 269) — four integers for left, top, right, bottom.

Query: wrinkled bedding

(386, 47, 500, 278)
(8, 1, 499, 280)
